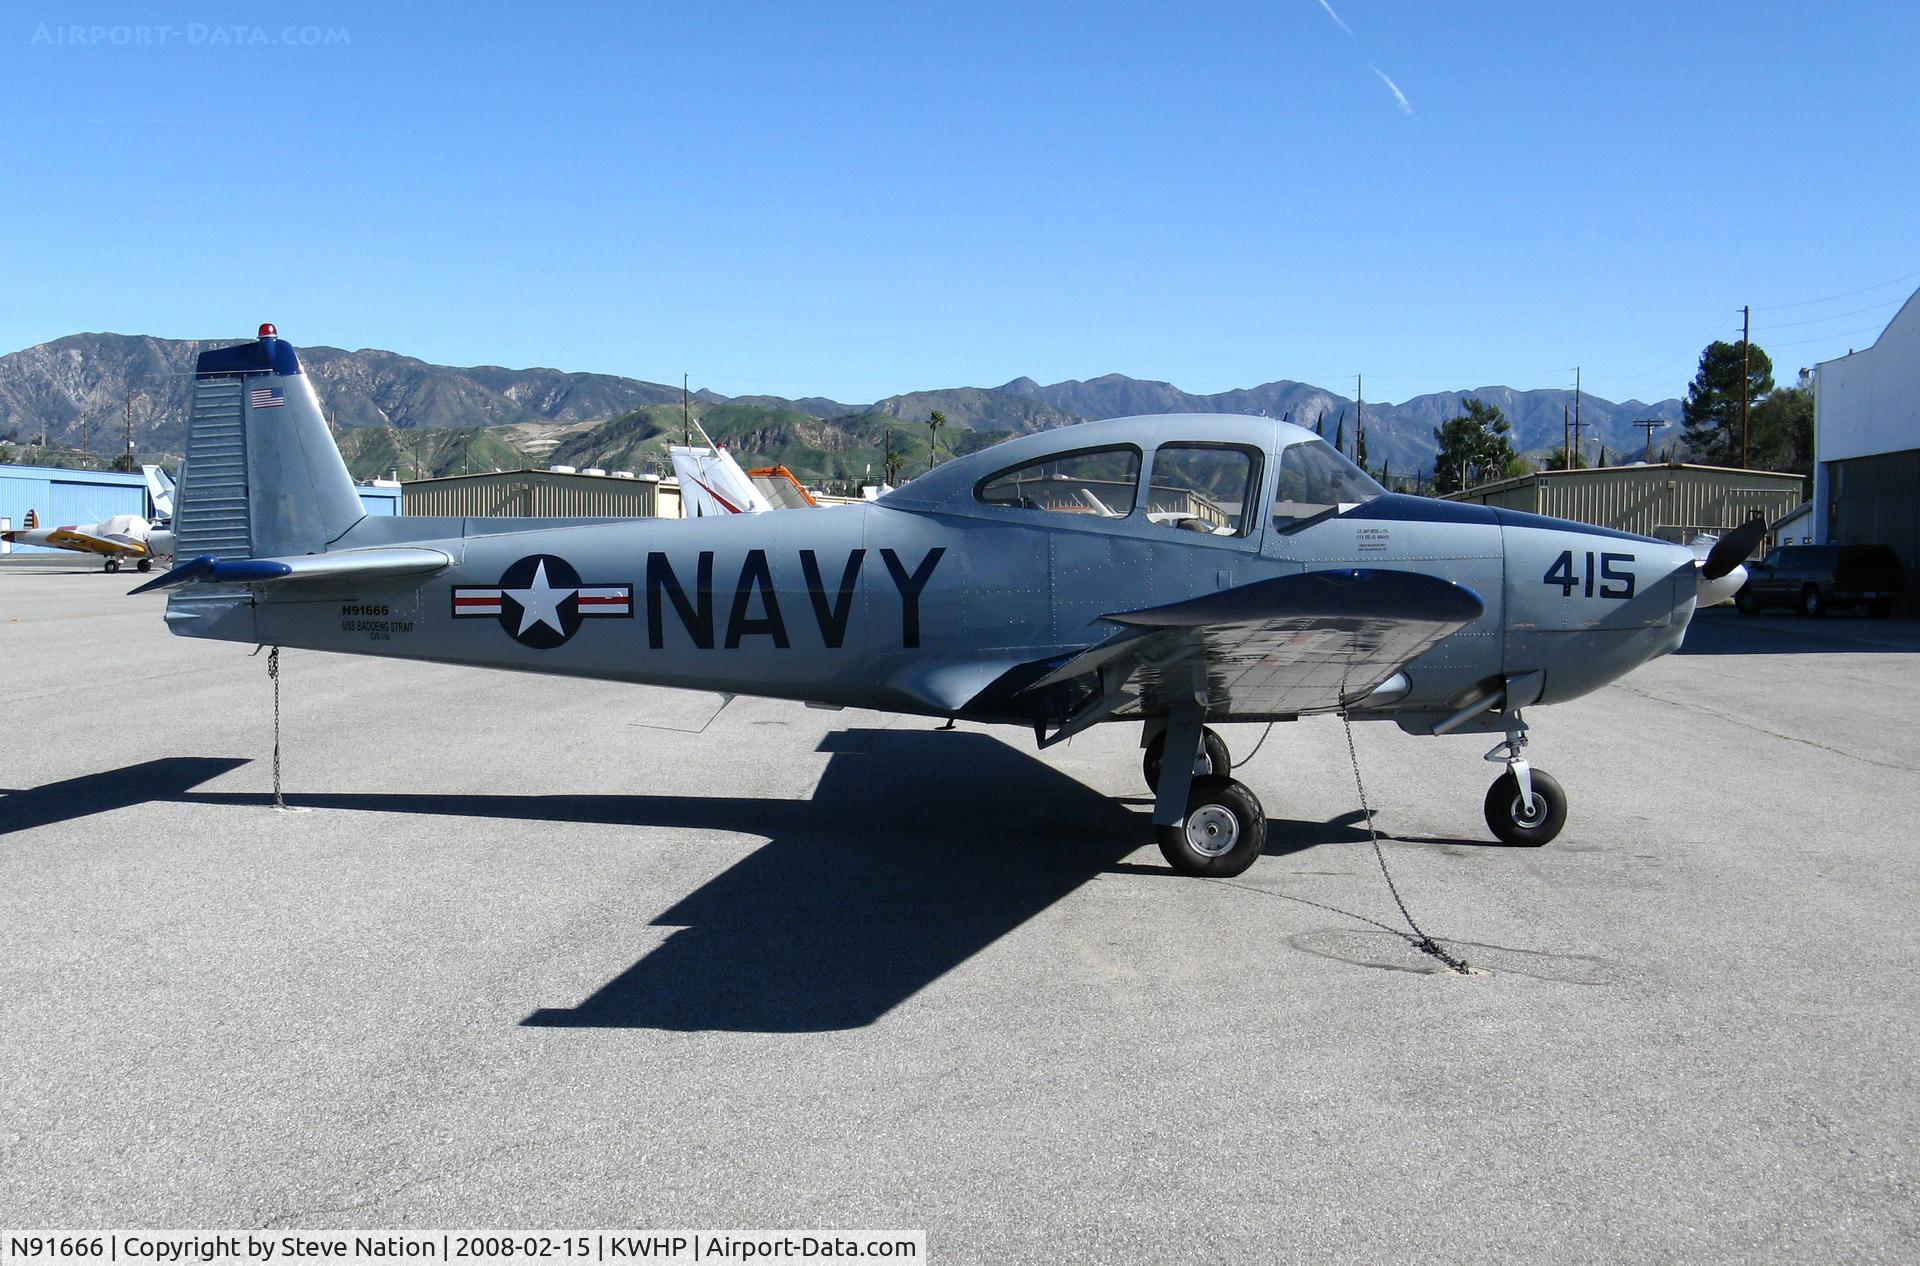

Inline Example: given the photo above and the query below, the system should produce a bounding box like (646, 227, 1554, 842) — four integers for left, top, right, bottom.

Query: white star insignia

(505, 560, 575, 637)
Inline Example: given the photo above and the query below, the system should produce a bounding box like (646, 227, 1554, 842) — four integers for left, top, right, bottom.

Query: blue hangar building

(1, 462, 400, 554)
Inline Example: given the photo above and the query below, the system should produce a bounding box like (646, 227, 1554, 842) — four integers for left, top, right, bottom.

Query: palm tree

(927, 410, 947, 472)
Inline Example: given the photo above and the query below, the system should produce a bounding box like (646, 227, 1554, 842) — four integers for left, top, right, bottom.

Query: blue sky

(2, 1, 1915, 406)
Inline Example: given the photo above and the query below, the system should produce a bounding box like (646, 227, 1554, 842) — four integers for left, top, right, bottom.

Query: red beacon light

(258, 323, 278, 339)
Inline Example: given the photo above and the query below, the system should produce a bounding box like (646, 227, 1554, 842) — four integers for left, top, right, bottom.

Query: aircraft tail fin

(23, 509, 37, 529)
(669, 443, 770, 516)
(141, 464, 176, 520)
(173, 324, 363, 561)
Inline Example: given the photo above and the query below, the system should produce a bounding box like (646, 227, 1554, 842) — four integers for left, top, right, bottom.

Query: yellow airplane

(4, 504, 179, 575)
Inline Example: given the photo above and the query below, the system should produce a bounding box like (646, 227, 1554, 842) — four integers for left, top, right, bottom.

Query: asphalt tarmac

(3, 562, 1916, 1263)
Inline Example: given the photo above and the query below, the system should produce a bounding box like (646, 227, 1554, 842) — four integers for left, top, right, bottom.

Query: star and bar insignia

(452, 554, 632, 649)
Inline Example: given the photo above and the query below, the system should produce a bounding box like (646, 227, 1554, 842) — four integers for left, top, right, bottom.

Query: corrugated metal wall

(1455, 467, 1803, 541)
(403, 471, 660, 518)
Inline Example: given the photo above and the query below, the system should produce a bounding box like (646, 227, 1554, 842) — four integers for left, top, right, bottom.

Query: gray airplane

(139, 327, 1759, 877)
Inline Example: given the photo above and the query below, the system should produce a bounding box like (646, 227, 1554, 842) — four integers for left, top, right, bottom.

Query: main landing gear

(1481, 723, 1566, 847)
(1146, 715, 1266, 877)
(103, 557, 121, 573)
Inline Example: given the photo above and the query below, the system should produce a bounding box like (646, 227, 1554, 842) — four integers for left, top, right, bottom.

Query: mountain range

(0, 332, 1687, 482)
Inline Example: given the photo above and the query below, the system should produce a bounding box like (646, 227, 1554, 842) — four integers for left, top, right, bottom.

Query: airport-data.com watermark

(29, 23, 351, 49)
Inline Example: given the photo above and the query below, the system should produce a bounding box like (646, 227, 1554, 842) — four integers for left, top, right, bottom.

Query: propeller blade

(1702, 516, 1766, 581)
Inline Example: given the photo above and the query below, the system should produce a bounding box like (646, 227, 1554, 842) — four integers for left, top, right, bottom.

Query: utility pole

(1635, 419, 1667, 463)
(80, 411, 89, 465)
(125, 392, 134, 459)
(682, 374, 692, 447)
(1573, 366, 1581, 464)
(1740, 304, 1752, 468)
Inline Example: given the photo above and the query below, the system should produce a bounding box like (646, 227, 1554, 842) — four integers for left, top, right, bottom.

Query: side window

(1145, 445, 1257, 536)
(1272, 439, 1386, 528)
(976, 447, 1141, 518)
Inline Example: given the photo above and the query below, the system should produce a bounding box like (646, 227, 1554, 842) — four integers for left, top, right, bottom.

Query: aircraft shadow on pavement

(0, 756, 250, 836)
(519, 729, 1147, 1032)
(1677, 608, 1920, 655)
(0, 738, 1491, 1029)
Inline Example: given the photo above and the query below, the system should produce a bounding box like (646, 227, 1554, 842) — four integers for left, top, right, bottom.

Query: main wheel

(1734, 588, 1760, 615)
(136, 558, 153, 573)
(103, 558, 120, 573)
(1801, 585, 1824, 617)
(1482, 769, 1567, 847)
(1142, 727, 1232, 789)
(1156, 775, 1266, 877)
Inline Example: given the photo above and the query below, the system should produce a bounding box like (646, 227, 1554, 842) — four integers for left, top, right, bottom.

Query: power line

(1753, 296, 1904, 332)
(1766, 323, 1891, 352)
(1759, 267, 1920, 311)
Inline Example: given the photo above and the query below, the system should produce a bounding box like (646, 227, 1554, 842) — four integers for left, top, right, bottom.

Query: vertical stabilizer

(174, 325, 362, 559)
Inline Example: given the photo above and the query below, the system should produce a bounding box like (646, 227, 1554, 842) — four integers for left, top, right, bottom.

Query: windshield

(1271, 439, 1385, 527)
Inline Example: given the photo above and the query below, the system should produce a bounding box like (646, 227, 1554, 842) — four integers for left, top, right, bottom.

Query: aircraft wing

(38, 528, 148, 558)
(1026, 569, 1485, 723)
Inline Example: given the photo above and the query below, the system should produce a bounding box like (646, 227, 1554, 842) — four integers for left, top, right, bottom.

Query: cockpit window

(1272, 439, 1385, 527)
(1145, 445, 1257, 536)
(976, 446, 1141, 517)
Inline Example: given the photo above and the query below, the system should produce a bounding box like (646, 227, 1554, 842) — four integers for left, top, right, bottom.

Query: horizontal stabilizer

(130, 547, 452, 594)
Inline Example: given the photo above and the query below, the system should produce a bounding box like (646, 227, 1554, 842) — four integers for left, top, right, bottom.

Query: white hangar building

(1814, 287, 1920, 581)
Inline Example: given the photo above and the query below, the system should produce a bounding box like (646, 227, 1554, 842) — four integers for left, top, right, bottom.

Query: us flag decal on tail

(452, 554, 632, 649)
(249, 386, 286, 409)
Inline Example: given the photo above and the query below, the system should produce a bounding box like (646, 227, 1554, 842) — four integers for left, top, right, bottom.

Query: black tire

(1869, 598, 1893, 619)
(1734, 588, 1760, 615)
(1801, 585, 1825, 617)
(103, 558, 120, 573)
(136, 558, 152, 573)
(1156, 775, 1266, 877)
(1142, 727, 1232, 789)
(1482, 769, 1567, 847)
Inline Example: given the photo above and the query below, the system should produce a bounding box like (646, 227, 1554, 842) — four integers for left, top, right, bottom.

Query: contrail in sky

(1370, 64, 1414, 114)
(1315, 0, 1354, 36)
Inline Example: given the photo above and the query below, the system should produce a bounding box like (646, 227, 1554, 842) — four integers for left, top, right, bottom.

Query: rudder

(175, 324, 363, 560)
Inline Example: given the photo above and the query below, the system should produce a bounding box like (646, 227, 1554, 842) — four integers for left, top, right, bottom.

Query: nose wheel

(1482, 726, 1566, 846)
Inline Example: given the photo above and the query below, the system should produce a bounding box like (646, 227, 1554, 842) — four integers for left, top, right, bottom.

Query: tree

(1748, 369, 1815, 476)
(1431, 398, 1520, 495)
(1543, 444, 1589, 471)
(1332, 409, 1346, 456)
(1682, 339, 1774, 466)
(109, 453, 139, 473)
(927, 410, 947, 472)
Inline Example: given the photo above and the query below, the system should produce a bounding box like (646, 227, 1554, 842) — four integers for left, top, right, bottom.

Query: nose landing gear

(1481, 725, 1566, 846)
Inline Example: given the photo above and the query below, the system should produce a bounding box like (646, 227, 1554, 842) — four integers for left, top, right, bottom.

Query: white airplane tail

(141, 464, 176, 520)
(669, 442, 772, 516)
(172, 324, 364, 560)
